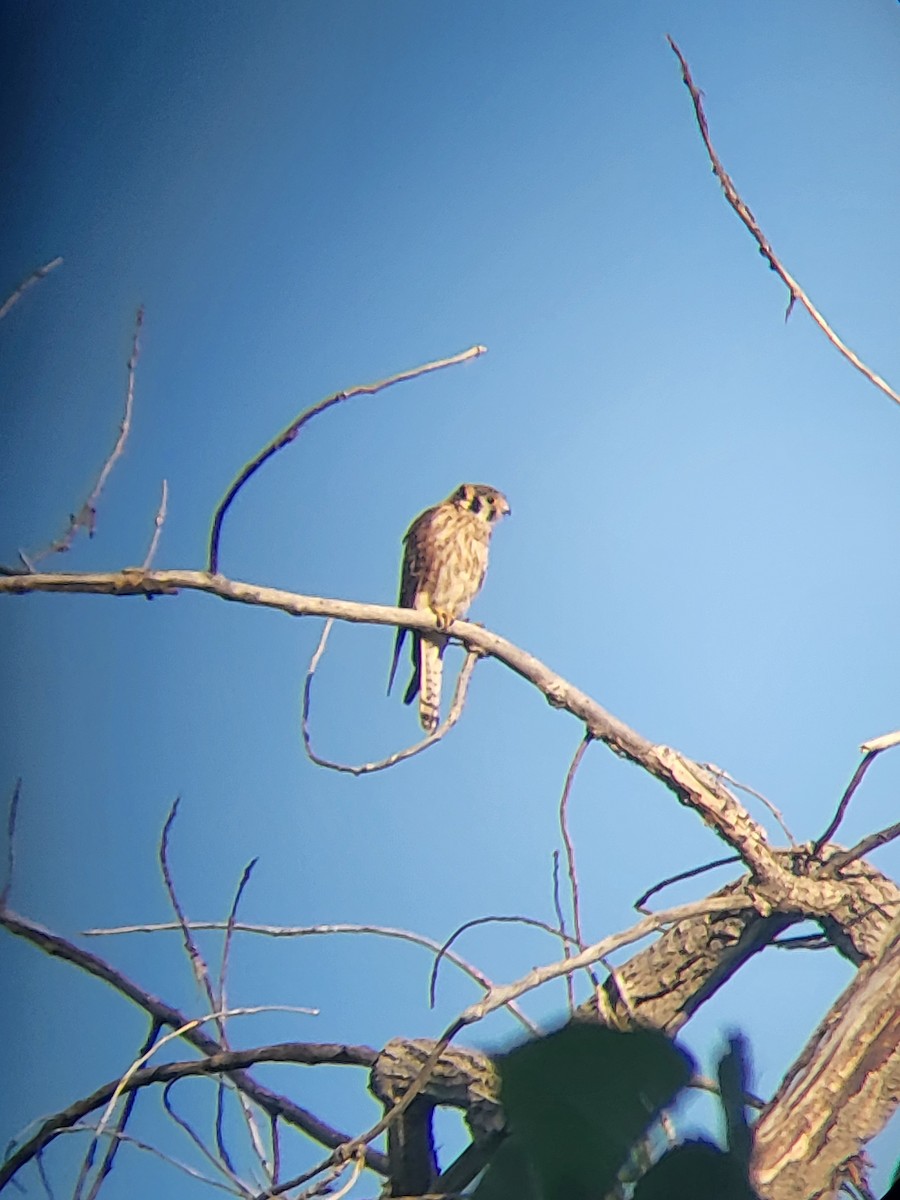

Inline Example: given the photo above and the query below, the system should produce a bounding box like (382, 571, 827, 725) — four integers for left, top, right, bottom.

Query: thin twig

(287, 1160, 352, 1200)
(162, 1081, 254, 1197)
(27, 307, 143, 567)
(459, 894, 757, 1025)
(160, 797, 218, 1010)
(551, 851, 576, 1015)
(36, 1152, 54, 1200)
(0, 257, 63, 321)
(218, 858, 270, 1182)
(1, 777, 22, 908)
(634, 855, 741, 913)
(77, 1019, 163, 1200)
(52, 1125, 243, 1196)
(302, 620, 480, 773)
(87, 916, 538, 1034)
(558, 733, 594, 1010)
(269, 1115, 281, 1191)
(430, 910, 586, 1022)
(2, 1041, 372, 1195)
(702, 763, 796, 845)
(93, 1011, 326, 1164)
(207, 345, 487, 573)
(276, 1021, 469, 1198)
(772, 933, 831, 951)
(1, 908, 363, 1186)
(813, 750, 881, 857)
(824, 821, 900, 874)
(320, 1149, 364, 1200)
(668, 36, 900, 409)
(287, 894, 762, 1197)
(141, 479, 168, 569)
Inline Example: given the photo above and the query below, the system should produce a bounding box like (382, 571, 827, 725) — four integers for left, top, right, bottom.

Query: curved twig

(0, 907, 385, 1177)
(458, 893, 757, 1026)
(668, 36, 900, 409)
(634, 855, 741, 913)
(85, 917, 539, 1036)
(207, 345, 487, 573)
(813, 750, 880, 857)
(54, 1124, 243, 1196)
(428, 912, 582, 1012)
(0, 256, 63, 321)
(301, 619, 480, 774)
(1, 1042, 380, 1192)
(162, 1081, 253, 1197)
(75, 1019, 163, 1200)
(702, 763, 796, 846)
(824, 820, 900, 875)
(558, 732, 594, 1009)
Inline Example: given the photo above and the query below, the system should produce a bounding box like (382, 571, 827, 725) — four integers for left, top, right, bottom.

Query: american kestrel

(388, 483, 510, 733)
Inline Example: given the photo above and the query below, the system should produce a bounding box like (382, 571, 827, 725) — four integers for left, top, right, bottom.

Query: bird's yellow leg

(432, 607, 454, 631)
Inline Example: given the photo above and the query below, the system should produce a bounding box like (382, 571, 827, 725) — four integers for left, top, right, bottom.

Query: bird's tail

(416, 633, 444, 733)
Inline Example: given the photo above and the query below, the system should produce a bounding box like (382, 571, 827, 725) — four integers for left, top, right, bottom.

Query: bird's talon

(434, 608, 454, 631)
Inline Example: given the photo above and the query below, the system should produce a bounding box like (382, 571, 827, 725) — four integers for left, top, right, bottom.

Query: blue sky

(2, 1, 900, 1195)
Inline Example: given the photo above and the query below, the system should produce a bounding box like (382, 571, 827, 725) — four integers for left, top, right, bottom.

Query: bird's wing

(387, 507, 432, 695)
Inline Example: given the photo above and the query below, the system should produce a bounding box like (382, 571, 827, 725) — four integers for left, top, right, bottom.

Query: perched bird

(388, 483, 511, 733)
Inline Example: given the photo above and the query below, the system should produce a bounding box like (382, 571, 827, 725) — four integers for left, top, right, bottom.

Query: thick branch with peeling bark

(752, 915, 900, 1200)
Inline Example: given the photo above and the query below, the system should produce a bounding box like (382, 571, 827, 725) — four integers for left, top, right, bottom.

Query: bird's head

(450, 483, 511, 523)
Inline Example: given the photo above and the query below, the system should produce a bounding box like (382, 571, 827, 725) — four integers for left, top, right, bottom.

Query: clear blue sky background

(2, 2, 899, 1195)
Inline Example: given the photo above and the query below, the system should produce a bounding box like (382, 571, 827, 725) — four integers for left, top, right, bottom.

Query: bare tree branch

(1, 1043, 381, 1192)
(667, 36, 900, 410)
(859, 728, 900, 753)
(1, 565, 884, 923)
(1, 777, 22, 908)
(702, 764, 797, 846)
(813, 750, 881, 857)
(75, 1019, 163, 1200)
(0, 907, 387, 1178)
(55, 1124, 243, 1196)
(207, 344, 487, 574)
(217, 858, 270, 1183)
(141, 478, 168, 569)
(457, 894, 757, 1026)
(301, 619, 481, 773)
(557, 733, 594, 1011)
(0, 257, 63, 321)
(162, 1081, 254, 1198)
(428, 911, 584, 1019)
(824, 821, 900, 874)
(85, 916, 539, 1035)
(550, 850, 576, 1015)
(634, 855, 740, 913)
(23, 307, 143, 570)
